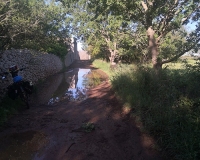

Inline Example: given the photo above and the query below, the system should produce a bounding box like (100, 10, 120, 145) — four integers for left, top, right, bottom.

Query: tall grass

(92, 59, 136, 77)
(92, 59, 113, 77)
(111, 63, 200, 159)
(93, 58, 200, 159)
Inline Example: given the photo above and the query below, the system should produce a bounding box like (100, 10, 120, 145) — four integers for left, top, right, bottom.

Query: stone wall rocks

(0, 49, 63, 100)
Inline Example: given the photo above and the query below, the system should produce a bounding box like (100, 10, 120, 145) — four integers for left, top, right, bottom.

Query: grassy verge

(92, 59, 113, 77)
(92, 59, 136, 77)
(93, 59, 200, 160)
(112, 67, 200, 159)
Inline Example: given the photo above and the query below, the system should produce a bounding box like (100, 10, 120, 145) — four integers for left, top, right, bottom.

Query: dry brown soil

(0, 60, 162, 160)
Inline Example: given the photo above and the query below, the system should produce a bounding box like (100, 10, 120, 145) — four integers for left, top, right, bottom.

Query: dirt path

(0, 60, 162, 160)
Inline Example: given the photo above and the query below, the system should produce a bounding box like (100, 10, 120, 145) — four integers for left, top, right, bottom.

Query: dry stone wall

(0, 49, 63, 100)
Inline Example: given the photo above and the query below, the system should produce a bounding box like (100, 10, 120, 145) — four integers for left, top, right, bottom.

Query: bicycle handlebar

(1, 67, 27, 80)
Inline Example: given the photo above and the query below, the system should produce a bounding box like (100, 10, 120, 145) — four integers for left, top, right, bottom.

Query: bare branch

(141, 1, 148, 12)
(157, 0, 190, 35)
(0, 9, 13, 23)
(0, 36, 8, 38)
(147, 0, 153, 6)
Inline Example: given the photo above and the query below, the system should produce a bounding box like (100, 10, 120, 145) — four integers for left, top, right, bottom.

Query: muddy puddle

(31, 68, 91, 105)
(0, 130, 48, 160)
(0, 66, 109, 160)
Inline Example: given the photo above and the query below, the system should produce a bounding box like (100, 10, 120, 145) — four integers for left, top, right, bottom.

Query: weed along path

(0, 60, 162, 160)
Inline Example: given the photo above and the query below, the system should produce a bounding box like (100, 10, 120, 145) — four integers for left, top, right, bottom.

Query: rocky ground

(0, 60, 162, 160)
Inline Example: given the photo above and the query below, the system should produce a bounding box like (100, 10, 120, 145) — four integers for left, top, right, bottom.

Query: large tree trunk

(109, 42, 117, 66)
(147, 27, 162, 70)
(109, 50, 116, 65)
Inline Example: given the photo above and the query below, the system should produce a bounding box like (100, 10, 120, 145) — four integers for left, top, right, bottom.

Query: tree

(60, 0, 200, 69)
(59, 0, 142, 65)
(113, 0, 200, 69)
(0, 0, 15, 49)
(0, 0, 71, 58)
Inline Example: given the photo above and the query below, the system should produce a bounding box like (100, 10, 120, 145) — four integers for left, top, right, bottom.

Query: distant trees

(0, 0, 71, 58)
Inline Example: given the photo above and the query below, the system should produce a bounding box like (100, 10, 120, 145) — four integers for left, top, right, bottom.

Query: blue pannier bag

(13, 76, 22, 83)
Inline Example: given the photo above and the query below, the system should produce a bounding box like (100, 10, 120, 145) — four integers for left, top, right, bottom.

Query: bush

(44, 42, 67, 59)
(111, 64, 200, 160)
(16, 39, 68, 60)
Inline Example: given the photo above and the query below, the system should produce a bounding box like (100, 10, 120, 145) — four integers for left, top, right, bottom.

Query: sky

(77, 42, 83, 51)
(185, 21, 197, 31)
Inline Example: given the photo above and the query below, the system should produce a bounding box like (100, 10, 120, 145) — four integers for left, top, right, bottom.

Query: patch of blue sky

(185, 21, 197, 32)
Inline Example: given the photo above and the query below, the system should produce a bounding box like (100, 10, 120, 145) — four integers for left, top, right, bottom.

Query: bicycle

(1, 65, 33, 109)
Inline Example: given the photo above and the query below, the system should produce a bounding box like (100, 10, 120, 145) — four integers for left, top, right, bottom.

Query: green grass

(92, 59, 136, 77)
(93, 58, 200, 160)
(81, 122, 95, 132)
(111, 66, 200, 160)
(163, 56, 197, 69)
(92, 59, 113, 77)
(163, 62, 184, 69)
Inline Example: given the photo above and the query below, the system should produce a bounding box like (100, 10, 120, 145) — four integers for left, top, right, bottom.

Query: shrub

(111, 64, 200, 160)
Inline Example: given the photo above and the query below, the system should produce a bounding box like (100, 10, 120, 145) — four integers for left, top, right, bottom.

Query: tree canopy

(1, 0, 199, 65)
(59, 0, 200, 68)
(0, 0, 71, 58)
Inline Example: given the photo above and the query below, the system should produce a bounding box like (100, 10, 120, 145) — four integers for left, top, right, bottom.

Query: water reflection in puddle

(48, 68, 90, 105)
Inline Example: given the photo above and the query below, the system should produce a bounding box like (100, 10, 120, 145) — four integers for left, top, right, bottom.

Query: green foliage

(0, 0, 70, 57)
(92, 59, 113, 77)
(160, 30, 186, 60)
(42, 41, 68, 59)
(60, 0, 141, 63)
(111, 63, 200, 159)
(61, 0, 200, 66)
(81, 122, 95, 132)
(0, 96, 24, 126)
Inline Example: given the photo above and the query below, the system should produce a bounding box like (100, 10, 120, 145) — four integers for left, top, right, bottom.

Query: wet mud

(0, 60, 162, 160)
